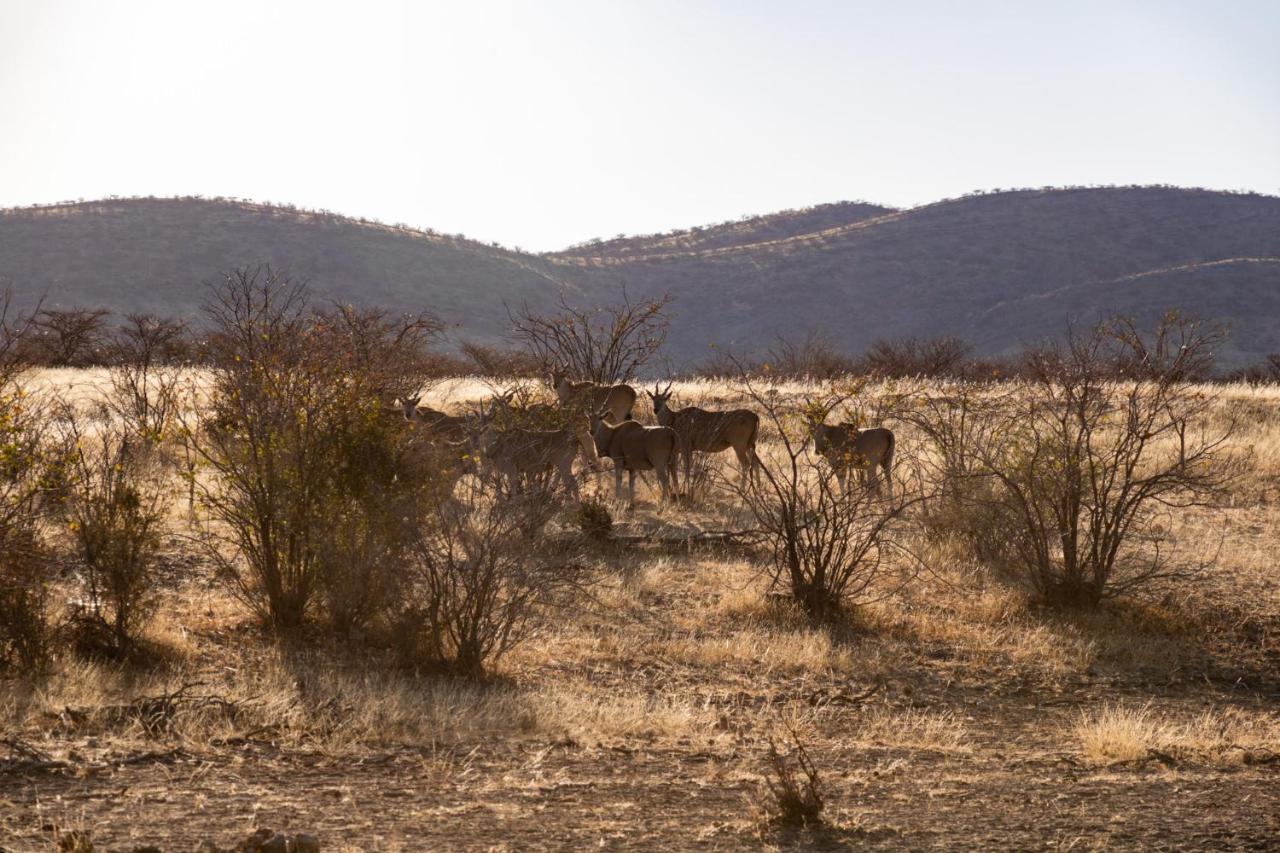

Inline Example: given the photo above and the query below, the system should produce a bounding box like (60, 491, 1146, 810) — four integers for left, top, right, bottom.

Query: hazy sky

(1, 0, 1277, 250)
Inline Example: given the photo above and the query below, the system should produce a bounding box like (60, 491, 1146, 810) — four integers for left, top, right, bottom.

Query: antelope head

(647, 382, 674, 415)
(398, 395, 422, 420)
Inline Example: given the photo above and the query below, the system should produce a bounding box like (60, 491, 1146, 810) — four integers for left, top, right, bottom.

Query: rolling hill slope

(3, 188, 1279, 367)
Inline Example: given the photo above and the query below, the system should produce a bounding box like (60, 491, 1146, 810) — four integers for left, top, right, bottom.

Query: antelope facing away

(552, 369, 637, 423)
(473, 405, 594, 502)
(648, 384, 759, 489)
(811, 421, 895, 496)
(590, 411, 679, 506)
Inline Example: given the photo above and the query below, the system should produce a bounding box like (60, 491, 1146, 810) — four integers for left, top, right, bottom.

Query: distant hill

(0, 198, 565, 345)
(3, 188, 1279, 368)
(549, 200, 894, 260)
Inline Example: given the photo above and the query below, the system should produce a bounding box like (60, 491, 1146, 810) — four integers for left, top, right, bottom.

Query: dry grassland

(2, 373, 1279, 850)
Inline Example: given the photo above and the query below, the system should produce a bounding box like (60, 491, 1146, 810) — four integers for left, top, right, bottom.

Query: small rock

(290, 833, 320, 853)
(194, 842, 222, 853)
(259, 833, 288, 853)
(239, 829, 274, 852)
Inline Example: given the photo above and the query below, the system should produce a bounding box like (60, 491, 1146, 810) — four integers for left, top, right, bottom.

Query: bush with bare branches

(976, 314, 1240, 606)
(509, 289, 672, 383)
(393, 477, 583, 676)
(60, 408, 170, 658)
(764, 331, 857, 379)
(859, 335, 975, 379)
(757, 727, 825, 827)
(186, 268, 446, 632)
(0, 293, 64, 672)
(23, 306, 112, 366)
(732, 377, 920, 619)
(106, 314, 188, 445)
(459, 341, 543, 377)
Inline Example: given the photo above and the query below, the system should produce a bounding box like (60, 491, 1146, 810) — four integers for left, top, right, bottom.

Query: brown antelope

(647, 383, 759, 488)
(551, 369, 636, 423)
(589, 411, 678, 505)
(485, 390, 561, 429)
(395, 395, 472, 443)
(473, 401, 594, 500)
(811, 421, 895, 496)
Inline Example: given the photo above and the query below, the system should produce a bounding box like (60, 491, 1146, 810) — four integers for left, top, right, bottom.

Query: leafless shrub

(509, 289, 672, 382)
(24, 306, 112, 366)
(859, 335, 974, 379)
(324, 302, 445, 401)
(976, 314, 1241, 606)
(731, 376, 920, 619)
(460, 341, 543, 377)
(899, 382, 1018, 562)
(314, 422, 456, 638)
(0, 290, 39, 385)
(764, 330, 857, 379)
(60, 408, 170, 658)
(0, 300, 62, 672)
(758, 727, 825, 827)
(575, 497, 614, 542)
(106, 314, 187, 445)
(1222, 354, 1280, 385)
(393, 477, 583, 676)
(0, 525, 52, 674)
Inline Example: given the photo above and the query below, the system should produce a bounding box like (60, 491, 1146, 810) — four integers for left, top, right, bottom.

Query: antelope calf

(552, 369, 637, 423)
(590, 411, 678, 506)
(648, 384, 759, 490)
(811, 421, 895, 496)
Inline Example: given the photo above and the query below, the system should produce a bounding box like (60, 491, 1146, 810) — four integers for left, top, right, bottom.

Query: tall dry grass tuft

(1074, 703, 1280, 767)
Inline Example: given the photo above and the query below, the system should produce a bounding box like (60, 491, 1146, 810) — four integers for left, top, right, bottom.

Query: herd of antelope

(384, 370, 895, 506)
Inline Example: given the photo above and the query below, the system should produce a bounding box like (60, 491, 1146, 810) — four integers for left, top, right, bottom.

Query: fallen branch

(0, 737, 69, 774)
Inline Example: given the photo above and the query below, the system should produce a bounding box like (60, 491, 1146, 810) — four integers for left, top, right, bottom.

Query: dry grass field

(3, 371, 1280, 851)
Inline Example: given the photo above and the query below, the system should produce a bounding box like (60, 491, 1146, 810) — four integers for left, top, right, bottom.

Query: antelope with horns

(647, 383, 759, 490)
(472, 397, 595, 501)
(810, 420, 895, 496)
(390, 395, 472, 443)
(589, 410, 679, 506)
(551, 369, 637, 424)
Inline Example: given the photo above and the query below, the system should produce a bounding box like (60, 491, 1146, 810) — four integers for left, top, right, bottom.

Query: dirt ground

(4, 535, 1278, 851)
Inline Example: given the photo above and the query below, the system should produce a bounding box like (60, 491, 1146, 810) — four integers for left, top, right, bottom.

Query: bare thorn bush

(758, 727, 825, 827)
(394, 476, 584, 677)
(185, 267, 446, 632)
(510, 288, 672, 383)
(105, 313, 188, 445)
(976, 314, 1242, 606)
(732, 376, 921, 620)
(0, 293, 63, 673)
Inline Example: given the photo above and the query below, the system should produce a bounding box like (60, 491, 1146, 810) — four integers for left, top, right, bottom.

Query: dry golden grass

(5, 371, 1280, 848)
(1074, 703, 1280, 767)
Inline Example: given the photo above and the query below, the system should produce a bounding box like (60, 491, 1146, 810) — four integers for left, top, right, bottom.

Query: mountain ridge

(3, 187, 1279, 367)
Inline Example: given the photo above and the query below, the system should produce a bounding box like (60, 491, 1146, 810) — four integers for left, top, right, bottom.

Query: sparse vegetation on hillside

(4, 187, 1280, 366)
